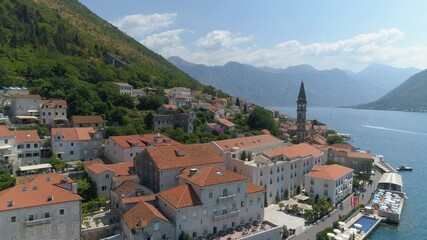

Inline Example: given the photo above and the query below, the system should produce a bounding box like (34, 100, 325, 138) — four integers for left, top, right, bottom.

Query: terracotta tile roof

(346, 152, 374, 159)
(41, 99, 68, 109)
(0, 126, 13, 137)
(213, 134, 283, 152)
(305, 164, 353, 181)
(162, 104, 178, 110)
(0, 173, 81, 211)
(144, 144, 225, 170)
(246, 182, 265, 194)
(109, 134, 179, 149)
(114, 180, 143, 195)
(179, 165, 247, 187)
(51, 127, 96, 141)
(13, 130, 40, 143)
(123, 201, 169, 230)
(10, 94, 41, 99)
(158, 184, 201, 209)
(71, 115, 105, 124)
(218, 118, 236, 128)
(112, 174, 140, 183)
(331, 144, 355, 152)
(264, 143, 322, 159)
(121, 195, 156, 204)
(85, 159, 133, 176)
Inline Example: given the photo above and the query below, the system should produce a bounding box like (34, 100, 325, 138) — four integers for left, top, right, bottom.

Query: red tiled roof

(306, 164, 353, 181)
(0, 126, 13, 137)
(246, 182, 265, 194)
(112, 175, 139, 183)
(51, 127, 96, 141)
(121, 195, 156, 204)
(13, 130, 40, 143)
(144, 144, 225, 170)
(346, 152, 374, 159)
(41, 99, 68, 109)
(158, 184, 201, 209)
(10, 94, 41, 99)
(71, 115, 105, 124)
(331, 144, 356, 152)
(179, 165, 247, 187)
(85, 159, 133, 176)
(213, 134, 283, 152)
(218, 118, 236, 128)
(0, 173, 81, 211)
(162, 104, 178, 110)
(109, 134, 179, 149)
(123, 201, 169, 230)
(264, 143, 322, 159)
(114, 180, 143, 195)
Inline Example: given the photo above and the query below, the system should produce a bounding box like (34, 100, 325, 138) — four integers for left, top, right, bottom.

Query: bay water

(274, 107, 427, 239)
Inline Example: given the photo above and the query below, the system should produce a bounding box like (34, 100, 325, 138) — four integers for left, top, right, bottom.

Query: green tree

(145, 112, 154, 130)
(327, 135, 345, 145)
(45, 157, 67, 172)
(138, 95, 166, 110)
(282, 225, 290, 239)
(240, 150, 247, 160)
(248, 107, 282, 137)
(74, 173, 97, 202)
(236, 97, 240, 106)
(0, 170, 16, 191)
(179, 232, 192, 240)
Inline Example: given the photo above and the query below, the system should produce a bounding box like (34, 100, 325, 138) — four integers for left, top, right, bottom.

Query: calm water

(274, 107, 427, 239)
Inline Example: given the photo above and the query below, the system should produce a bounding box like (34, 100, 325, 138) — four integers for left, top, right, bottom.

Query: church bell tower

(296, 81, 307, 143)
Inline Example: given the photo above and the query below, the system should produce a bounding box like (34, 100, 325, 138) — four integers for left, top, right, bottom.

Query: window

(17, 144, 23, 149)
(324, 183, 329, 188)
(44, 212, 50, 218)
(105, 174, 110, 179)
(59, 143, 63, 147)
(70, 151, 74, 155)
(130, 153, 133, 157)
(241, 201, 245, 207)
(28, 215, 34, 221)
(102, 186, 107, 191)
(222, 205, 227, 214)
(193, 211, 198, 218)
(209, 192, 213, 198)
(11, 216, 16, 223)
(257, 197, 261, 204)
(223, 188, 228, 197)
(4, 139, 8, 144)
(182, 214, 187, 221)
(60, 209, 65, 215)
(324, 190, 328, 196)
(25, 153, 32, 157)
(193, 232, 197, 238)
(154, 221, 159, 231)
(55, 112, 58, 116)
(18, 154, 23, 158)
(237, 187, 240, 193)
(71, 142, 74, 147)
(26, 144, 30, 148)
(203, 208, 208, 216)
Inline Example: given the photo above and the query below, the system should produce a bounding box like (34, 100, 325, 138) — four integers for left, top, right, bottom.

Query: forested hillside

(0, 0, 201, 119)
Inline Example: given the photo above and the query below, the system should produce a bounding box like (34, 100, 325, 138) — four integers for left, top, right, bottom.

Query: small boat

(397, 166, 413, 171)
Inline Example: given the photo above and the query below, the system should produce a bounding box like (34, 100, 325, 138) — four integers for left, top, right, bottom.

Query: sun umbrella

(354, 223, 362, 229)
(341, 234, 350, 239)
(333, 229, 341, 234)
(334, 236, 343, 240)
(338, 221, 345, 226)
(348, 228, 357, 234)
(327, 232, 336, 238)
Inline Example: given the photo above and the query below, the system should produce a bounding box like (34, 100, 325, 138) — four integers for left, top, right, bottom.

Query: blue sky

(80, 0, 427, 71)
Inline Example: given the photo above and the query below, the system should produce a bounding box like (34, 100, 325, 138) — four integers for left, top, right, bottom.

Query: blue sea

(274, 107, 427, 240)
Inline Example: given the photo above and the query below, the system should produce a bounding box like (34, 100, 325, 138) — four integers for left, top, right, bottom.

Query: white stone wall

(0, 135, 16, 173)
(40, 106, 67, 125)
(15, 141, 41, 166)
(104, 139, 142, 163)
(0, 200, 81, 240)
(11, 98, 40, 117)
(52, 133, 102, 161)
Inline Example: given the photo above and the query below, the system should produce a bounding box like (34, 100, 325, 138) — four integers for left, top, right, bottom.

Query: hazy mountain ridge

(169, 56, 420, 107)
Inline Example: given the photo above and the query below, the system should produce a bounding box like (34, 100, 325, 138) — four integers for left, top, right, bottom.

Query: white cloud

(195, 30, 252, 49)
(111, 13, 177, 38)
(134, 25, 427, 71)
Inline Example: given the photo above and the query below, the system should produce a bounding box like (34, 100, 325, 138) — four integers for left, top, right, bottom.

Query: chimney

(189, 168, 198, 176)
(136, 218, 142, 227)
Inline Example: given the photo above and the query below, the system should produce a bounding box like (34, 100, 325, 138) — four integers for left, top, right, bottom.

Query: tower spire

(298, 80, 306, 99)
(296, 80, 307, 143)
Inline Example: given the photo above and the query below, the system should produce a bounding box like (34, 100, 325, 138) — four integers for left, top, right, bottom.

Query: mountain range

(168, 56, 420, 107)
(356, 69, 427, 112)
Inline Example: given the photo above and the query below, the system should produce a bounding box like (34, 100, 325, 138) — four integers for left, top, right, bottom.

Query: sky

(79, 0, 427, 71)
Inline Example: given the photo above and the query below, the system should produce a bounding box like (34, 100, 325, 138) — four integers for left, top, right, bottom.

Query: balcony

(217, 194, 236, 203)
(25, 217, 52, 227)
(213, 210, 240, 221)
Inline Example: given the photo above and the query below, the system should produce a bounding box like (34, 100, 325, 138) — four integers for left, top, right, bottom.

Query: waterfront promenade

(292, 172, 382, 240)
